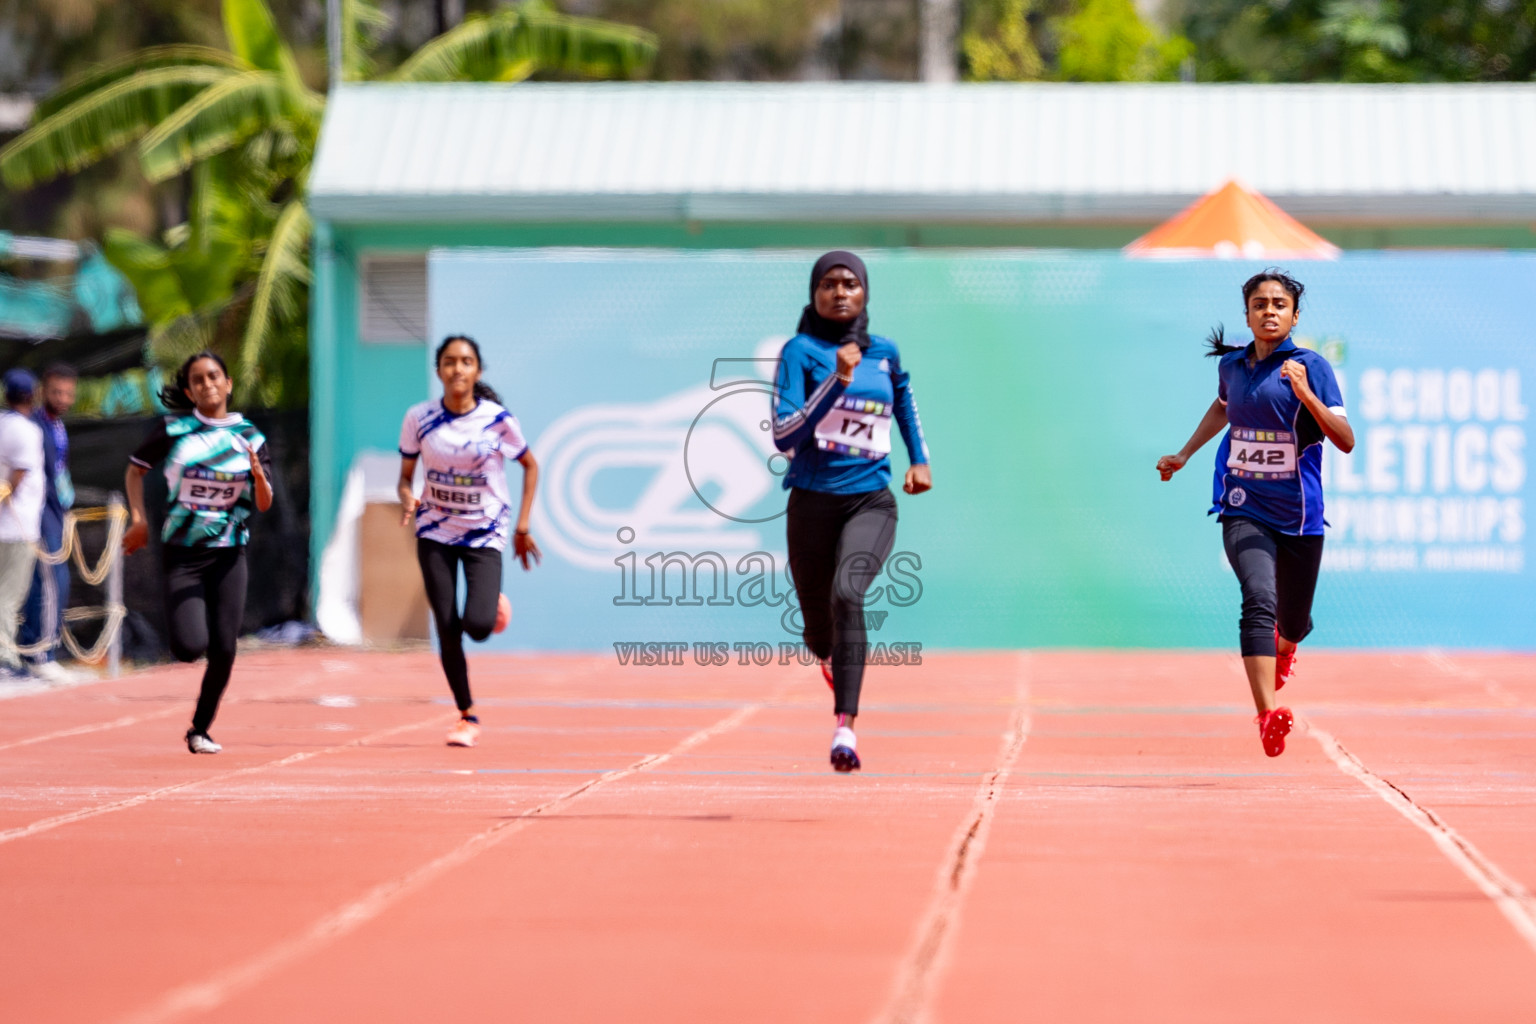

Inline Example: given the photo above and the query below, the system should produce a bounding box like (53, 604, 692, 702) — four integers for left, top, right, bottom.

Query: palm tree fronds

(390, 6, 657, 83)
(239, 199, 312, 396)
(148, 312, 220, 371)
(222, 0, 291, 74)
(0, 65, 234, 190)
(35, 46, 249, 121)
(137, 70, 297, 183)
(102, 229, 195, 324)
(343, 0, 394, 83)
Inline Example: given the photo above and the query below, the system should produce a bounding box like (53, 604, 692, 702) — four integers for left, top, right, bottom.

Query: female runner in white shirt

(397, 336, 541, 747)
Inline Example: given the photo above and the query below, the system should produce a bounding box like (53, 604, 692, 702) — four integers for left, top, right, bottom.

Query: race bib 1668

(424, 469, 490, 515)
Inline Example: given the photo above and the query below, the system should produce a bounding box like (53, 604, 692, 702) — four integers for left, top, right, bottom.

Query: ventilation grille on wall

(360, 254, 427, 343)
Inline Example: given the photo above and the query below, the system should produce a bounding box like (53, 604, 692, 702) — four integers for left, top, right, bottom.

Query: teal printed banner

(426, 249, 1536, 651)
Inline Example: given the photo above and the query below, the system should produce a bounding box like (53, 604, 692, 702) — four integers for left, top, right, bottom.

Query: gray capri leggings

(1221, 515, 1325, 658)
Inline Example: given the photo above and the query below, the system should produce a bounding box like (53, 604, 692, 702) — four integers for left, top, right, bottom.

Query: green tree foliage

(962, 0, 1046, 81)
(1169, 0, 1536, 82)
(0, 0, 656, 406)
(572, 1, 848, 80)
(961, 0, 1190, 82)
(1054, 0, 1191, 81)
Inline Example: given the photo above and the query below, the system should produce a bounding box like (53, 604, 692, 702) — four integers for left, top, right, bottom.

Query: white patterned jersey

(399, 398, 529, 550)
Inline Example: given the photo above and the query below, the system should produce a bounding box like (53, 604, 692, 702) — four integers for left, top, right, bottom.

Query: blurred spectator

(0, 368, 44, 679)
(20, 363, 77, 682)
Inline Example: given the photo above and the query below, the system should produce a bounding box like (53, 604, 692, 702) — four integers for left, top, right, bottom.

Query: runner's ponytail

(1205, 324, 1244, 358)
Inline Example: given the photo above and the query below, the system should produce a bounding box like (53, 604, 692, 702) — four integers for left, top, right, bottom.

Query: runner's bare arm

(123, 464, 149, 554)
(1281, 359, 1355, 453)
(1157, 398, 1229, 481)
(397, 455, 419, 526)
(247, 441, 274, 513)
(513, 450, 541, 570)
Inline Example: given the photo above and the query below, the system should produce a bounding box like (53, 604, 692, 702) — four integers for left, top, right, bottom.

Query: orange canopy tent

(1124, 180, 1340, 260)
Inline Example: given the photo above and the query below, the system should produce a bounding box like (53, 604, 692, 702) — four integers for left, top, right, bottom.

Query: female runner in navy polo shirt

(773, 251, 932, 772)
(1157, 270, 1354, 757)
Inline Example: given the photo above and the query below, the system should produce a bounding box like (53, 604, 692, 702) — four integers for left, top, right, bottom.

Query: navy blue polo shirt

(1211, 336, 1346, 536)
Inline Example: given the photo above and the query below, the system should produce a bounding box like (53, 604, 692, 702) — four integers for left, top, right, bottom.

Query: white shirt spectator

(0, 409, 45, 543)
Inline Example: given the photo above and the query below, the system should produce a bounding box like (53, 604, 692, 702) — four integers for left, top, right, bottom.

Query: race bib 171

(814, 397, 892, 460)
(1227, 427, 1297, 480)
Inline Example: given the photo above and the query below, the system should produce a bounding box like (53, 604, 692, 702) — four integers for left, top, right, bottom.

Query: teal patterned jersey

(130, 411, 271, 548)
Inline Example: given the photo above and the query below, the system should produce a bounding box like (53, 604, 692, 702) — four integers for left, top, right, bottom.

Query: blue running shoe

(830, 725, 860, 772)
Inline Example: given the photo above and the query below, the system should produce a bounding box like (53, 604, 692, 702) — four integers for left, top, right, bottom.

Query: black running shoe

(830, 744, 861, 772)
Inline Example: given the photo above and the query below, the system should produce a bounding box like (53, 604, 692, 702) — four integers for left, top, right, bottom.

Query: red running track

(1, 649, 1534, 1023)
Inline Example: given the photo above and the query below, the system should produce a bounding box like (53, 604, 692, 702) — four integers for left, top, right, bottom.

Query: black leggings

(786, 487, 898, 717)
(417, 538, 502, 713)
(164, 545, 248, 734)
(1221, 516, 1325, 658)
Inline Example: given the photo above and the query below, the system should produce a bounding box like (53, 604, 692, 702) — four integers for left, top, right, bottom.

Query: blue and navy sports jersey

(772, 333, 930, 495)
(399, 398, 529, 550)
(130, 412, 271, 548)
(1211, 336, 1346, 536)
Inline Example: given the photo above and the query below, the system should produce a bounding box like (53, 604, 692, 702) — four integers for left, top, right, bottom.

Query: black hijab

(797, 250, 870, 351)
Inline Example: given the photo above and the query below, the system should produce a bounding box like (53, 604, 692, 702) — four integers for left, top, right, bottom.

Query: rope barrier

(32, 505, 128, 584)
(10, 503, 128, 665)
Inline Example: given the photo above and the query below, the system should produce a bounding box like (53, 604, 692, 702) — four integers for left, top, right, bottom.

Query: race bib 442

(1227, 427, 1297, 480)
(815, 397, 892, 460)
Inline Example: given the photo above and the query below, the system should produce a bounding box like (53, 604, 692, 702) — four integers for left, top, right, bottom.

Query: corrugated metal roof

(308, 82, 1536, 223)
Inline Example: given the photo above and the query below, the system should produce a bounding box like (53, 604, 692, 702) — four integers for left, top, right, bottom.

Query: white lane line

(876, 654, 1032, 1024)
(0, 714, 449, 846)
(117, 701, 764, 1024)
(0, 706, 185, 753)
(1306, 718, 1536, 956)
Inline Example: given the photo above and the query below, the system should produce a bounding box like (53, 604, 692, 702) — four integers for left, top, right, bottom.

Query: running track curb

(0, 713, 449, 846)
(115, 701, 765, 1024)
(1305, 717, 1536, 956)
(876, 654, 1032, 1024)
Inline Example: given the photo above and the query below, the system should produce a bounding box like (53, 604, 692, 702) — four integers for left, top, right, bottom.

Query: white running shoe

(186, 731, 222, 754)
(446, 716, 480, 747)
(30, 661, 80, 686)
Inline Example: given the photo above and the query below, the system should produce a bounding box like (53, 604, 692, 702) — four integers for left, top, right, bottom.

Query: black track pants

(417, 538, 502, 713)
(164, 545, 248, 734)
(786, 487, 898, 717)
(1221, 515, 1325, 658)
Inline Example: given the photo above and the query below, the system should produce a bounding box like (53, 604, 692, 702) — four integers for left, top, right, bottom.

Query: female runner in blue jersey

(1157, 270, 1354, 757)
(123, 352, 273, 754)
(773, 252, 932, 772)
(398, 336, 540, 748)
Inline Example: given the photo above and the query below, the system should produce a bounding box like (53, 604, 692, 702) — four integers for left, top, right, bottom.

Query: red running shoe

(820, 658, 833, 691)
(1257, 707, 1294, 757)
(1275, 629, 1296, 691)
